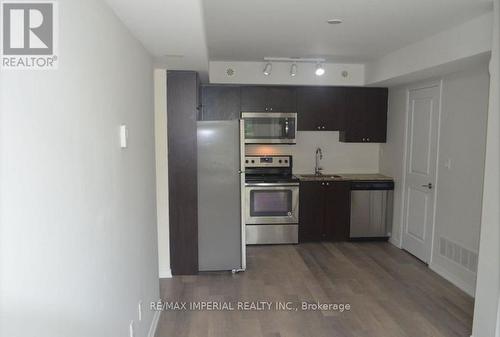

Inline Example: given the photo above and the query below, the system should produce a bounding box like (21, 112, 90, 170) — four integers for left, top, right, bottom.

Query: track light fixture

(315, 63, 325, 76)
(263, 62, 272, 76)
(263, 58, 326, 76)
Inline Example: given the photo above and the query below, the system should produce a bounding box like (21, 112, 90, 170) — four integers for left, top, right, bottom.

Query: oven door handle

(245, 182, 299, 187)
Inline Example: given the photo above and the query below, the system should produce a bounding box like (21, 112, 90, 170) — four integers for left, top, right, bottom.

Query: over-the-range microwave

(241, 112, 297, 144)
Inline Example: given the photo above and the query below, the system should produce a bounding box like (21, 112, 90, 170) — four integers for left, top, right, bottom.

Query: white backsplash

(245, 131, 380, 174)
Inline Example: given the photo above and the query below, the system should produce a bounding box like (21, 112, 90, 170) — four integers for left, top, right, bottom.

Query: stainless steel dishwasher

(349, 181, 394, 240)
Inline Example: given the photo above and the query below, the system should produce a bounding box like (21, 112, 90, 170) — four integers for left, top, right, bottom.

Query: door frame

(399, 80, 443, 265)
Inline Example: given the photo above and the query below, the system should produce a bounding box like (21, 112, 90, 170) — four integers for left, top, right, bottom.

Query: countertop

(296, 173, 394, 182)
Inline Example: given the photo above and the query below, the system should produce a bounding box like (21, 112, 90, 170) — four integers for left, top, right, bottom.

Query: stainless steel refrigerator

(197, 120, 246, 272)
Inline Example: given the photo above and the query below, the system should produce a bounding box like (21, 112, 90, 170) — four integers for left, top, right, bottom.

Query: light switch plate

(120, 125, 128, 148)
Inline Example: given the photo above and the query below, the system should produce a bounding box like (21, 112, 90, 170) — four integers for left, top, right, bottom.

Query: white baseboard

(147, 310, 161, 337)
(159, 268, 172, 278)
(429, 262, 475, 297)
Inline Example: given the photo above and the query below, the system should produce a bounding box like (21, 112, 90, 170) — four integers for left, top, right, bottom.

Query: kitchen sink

(299, 174, 344, 180)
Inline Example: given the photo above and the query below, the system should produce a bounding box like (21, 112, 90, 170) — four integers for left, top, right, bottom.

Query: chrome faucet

(315, 147, 323, 175)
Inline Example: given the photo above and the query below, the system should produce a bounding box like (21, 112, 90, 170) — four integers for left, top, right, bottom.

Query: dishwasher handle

(351, 181, 394, 190)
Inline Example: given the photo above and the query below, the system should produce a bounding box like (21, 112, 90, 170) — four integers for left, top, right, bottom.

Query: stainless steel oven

(245, 182, 299, 224)
(244, 155, 299, 244)
(241, 112, 297, 144)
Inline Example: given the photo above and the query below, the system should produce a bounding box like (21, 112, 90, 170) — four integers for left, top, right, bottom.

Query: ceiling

(202, 0, 493, 62)
(104, 0, 492, 79)
(105, 0, 209, 74)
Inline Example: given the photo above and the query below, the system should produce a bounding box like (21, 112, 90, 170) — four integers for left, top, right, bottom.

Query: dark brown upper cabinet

(240, 86, 297, 112)
(200, 85, 241, 120)
(299, 180, 350, 242)
(339, 87, 388, 143)
(297, 86, 347, 131)
(198, 85, 388, 143)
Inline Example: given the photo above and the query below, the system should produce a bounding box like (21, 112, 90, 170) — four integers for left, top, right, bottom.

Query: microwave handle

(284, 119, 289, 137)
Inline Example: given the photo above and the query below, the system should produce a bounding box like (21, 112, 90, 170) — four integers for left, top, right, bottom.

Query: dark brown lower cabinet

(299, 181, 350, 242)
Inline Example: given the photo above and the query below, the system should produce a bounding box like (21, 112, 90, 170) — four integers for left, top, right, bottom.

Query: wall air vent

(226, 68, 235, 77)
(439, 237, 478, 273)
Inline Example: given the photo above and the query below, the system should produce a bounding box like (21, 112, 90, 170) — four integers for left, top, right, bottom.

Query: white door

(402, 83, 441, 263)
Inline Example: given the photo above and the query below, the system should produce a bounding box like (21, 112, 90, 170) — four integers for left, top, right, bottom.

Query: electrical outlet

(138, 301, 143, 321)
(129, 321, 135, 337)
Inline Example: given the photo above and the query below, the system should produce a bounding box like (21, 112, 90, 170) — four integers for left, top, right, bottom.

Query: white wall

(366, 12, 493, 86)
(378, 87, 408, 247)
(473, 0, 500, 335)
(246, 132, 380, 174)
(154, 69, 171, 278)
(0, 1, 159, 337)
(209, 61, 365, 86)
(380, 64, 490, 296)
(431, 67, 489, 295)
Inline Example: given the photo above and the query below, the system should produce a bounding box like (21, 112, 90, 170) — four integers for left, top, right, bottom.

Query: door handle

(421, 183, 433, 189)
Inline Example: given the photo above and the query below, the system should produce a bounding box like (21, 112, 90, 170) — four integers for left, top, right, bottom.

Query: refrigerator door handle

(239, 119, 246, 271)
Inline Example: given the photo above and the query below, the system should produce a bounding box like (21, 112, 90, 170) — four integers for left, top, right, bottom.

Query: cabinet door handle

(421, 183, 433, 189)
(269, 107, 273, 111)
(367, 138, 370, 142)
(317, 126, 321, 130)
(322, 126, 325, 130)
(326, 182, 330, 186)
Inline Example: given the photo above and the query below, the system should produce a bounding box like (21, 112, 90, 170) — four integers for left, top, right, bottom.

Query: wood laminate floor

(156, 242, 474, 337)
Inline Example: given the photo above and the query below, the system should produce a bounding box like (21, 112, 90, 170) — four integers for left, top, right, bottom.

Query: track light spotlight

(315, 63, 325, 76)
(263, 62, 272, 76)
(290, 63, 297, 77)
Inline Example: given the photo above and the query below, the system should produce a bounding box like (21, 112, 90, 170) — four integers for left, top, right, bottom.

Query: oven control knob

(245, 160, 249, 164)
(285, 160, 288, 163)
(251, 160, 255, 163)
(278, 160, 282, 163)
(287, 212, 292, 216)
